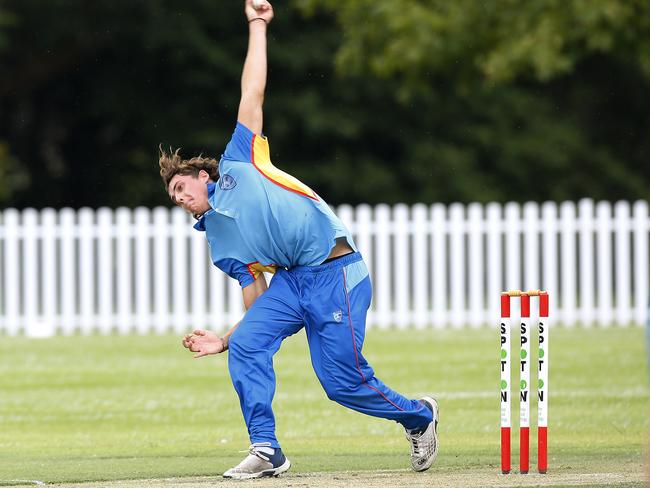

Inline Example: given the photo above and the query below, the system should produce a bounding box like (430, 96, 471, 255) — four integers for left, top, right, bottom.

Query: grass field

(0, 326, 648, 487)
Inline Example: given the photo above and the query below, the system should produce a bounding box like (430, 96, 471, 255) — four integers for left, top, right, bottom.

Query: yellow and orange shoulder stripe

(246, 261, 279, 280)
(250, 134, 318, 200)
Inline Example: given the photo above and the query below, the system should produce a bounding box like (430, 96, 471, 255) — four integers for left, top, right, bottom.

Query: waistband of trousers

(289, 252, 363, 274)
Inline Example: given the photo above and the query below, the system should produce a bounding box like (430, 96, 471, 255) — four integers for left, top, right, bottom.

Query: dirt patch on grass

(2, 469, 646, 488)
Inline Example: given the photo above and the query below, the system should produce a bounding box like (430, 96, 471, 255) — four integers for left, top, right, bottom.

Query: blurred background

(2, 0, 650, 210)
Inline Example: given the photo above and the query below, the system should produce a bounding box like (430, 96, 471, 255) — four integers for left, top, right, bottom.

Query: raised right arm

(237, 0, 274, 135)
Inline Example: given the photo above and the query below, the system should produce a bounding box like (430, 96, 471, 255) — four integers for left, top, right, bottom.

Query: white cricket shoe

(405, 396, 439, 472)
(223, 442, 291, 480)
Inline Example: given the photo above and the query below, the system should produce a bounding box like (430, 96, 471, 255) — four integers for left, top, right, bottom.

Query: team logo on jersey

(219, 174, 237, 190)
(332, 310, 343, 323)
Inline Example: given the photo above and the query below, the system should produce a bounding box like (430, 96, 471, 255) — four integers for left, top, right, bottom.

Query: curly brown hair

(158, 145, 220, 190)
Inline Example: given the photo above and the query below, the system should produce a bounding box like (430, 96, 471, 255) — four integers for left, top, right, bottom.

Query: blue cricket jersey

(193, 122, 357, 288)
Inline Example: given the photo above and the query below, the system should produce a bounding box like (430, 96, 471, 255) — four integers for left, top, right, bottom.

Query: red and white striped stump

(500, 290, 549, 475)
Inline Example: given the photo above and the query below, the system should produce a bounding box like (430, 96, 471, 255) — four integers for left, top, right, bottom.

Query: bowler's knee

(227, 324, 267, 361)
(226, 327, 251, 365)
(322, 383, 354, 404)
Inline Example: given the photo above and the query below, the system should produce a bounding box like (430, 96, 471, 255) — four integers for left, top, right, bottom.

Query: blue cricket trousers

(227, 252, 432, 448)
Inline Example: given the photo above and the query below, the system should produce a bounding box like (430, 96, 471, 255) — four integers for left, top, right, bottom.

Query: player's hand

(182, 329, 227, 358)
(245, 0, 273, 25)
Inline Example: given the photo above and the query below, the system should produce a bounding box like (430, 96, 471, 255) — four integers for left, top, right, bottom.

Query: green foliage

(296, 0, 650, 203)
(298, 0, 650, 84)
(0, 140, 29, 204)
(0, 0, 649, 207)
(0, 5, 15, 52)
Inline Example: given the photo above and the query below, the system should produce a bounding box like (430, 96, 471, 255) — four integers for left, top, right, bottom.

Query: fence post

(486, 203, 502, 329)
(210, 254, 228, 330)
(153, 207, 171, 333)
(412, 203, 429, 329)
(523, 202, 540, 293)
(505, 202, 521, 293)
(431, 203, 447, 329)
(356, 204, 374, 325)
(375, 204, 391, 329)
(394, 204, 410, 329)
(560, 201, 577, 327)
(355, 204, 372, 260)
(449, 203, 465, 329)
(468, 203, 483, 328)
(542, 202, 558, 324)
(578, 199, 595, 326)
(22, 209, 40, 337)
(614, 201, 632, 326)
(596, 201, 613, 326)
(4, 209, 20, 335)
(60, 208, 77, 335)
(190, 216, 208, 331)
(633, 201, 649, 326)
(98, 208, 114, 334)
(41, 208, 58, 334)
(171, 208, 189, 333)
(79, 208, 95, 334)
(116, 208, 133, 333)
(135, 207, 152, 334)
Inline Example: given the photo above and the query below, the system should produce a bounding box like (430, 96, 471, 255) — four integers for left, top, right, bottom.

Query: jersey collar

(192, 182, 217, 231)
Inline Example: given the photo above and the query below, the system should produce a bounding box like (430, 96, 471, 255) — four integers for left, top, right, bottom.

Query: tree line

(1, 0, 649, 209)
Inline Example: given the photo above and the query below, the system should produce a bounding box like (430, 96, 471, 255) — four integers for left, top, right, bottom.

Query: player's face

(168, 171, 211, 216)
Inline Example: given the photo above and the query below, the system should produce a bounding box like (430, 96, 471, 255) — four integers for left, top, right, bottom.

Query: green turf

(0, 326, 648, 484)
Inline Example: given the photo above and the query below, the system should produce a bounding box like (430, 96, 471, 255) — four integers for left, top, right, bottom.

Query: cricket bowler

(159, 0, 438, 479)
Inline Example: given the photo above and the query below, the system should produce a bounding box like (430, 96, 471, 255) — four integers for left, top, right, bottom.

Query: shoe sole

(223, 458, 291, 480)
(413, 396, 439, 472)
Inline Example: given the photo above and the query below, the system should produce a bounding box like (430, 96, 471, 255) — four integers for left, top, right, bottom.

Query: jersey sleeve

(221, 122, 270, 164)
(214, 258, 256, 289)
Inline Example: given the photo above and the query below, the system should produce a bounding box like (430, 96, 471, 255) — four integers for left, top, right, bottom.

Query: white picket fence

(0, 199, 648, 336)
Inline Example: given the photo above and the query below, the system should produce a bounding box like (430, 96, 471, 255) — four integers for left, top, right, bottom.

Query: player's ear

(198, 169, 210, 182)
